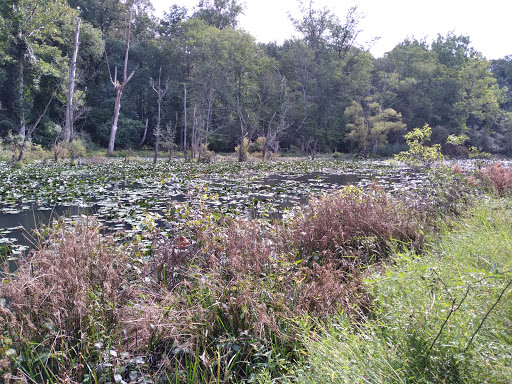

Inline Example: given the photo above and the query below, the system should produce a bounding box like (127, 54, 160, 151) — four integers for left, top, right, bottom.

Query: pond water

(0, 169, 364, 261)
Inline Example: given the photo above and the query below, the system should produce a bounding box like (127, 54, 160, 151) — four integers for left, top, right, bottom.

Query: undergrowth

(2, 162, 504, 383)
(276, 197, 512, 383)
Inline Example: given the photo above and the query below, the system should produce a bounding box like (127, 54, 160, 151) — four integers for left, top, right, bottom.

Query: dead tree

(151, 67, 169, 164)
(183, 84, 188, 160)
(107, 9, 135, 154)
(64, 16, 81, 143)
(16, 93, 55, 162)
(139, 118, 149, 147)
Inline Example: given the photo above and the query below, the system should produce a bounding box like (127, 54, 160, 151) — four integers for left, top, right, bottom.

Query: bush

(65, 138, 87, 162)
(395, 124, 444, 168)
(481, 162, 512, 196)
(235, 137, 250, 161)
(249, 136, 266, 153)
(275, 199, 512, 384)
(198, 143, 215, 163)
(289, 186, 425, 266)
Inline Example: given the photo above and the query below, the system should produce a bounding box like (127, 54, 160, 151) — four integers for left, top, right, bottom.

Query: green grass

(276, 197, 512, 384)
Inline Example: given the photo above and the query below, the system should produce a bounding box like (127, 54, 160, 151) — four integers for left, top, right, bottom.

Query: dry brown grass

(289, 186, 424, 266)
(0, 186, 425, 381)
(0, 221, 193, 380)
(1, 221, 130, 339)
(452, 164, 464, 174)
(82, 156, 107, 165)
(481, 162, 512, 196)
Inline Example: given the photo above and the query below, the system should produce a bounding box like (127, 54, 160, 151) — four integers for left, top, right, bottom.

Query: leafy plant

(235, 137, 250, 162)
(395, 124, 444, 168)
(64, 138, 87, 163)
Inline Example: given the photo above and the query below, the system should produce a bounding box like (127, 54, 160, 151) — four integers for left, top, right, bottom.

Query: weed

(289, 186, 425, 266)
(273, 199, 512, 384)
(481, 162, 512, 196)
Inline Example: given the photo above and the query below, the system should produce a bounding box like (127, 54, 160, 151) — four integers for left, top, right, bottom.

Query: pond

(0, 158, 429, 264)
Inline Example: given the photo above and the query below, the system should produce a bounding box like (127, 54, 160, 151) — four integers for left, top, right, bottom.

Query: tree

(193, 0, 245, 29)
(151, 67, 169, 164)
(260, 73, 292, 159)
(67, 0, 127, 35)
(158, 4, 188, 37)
(452, 55, 506, 149)
(432, 32, 473, 69)
(184, 24, 225, 158)
(64, 16, 81, 143)
(107, 9, 135, 154)
(221, 29, 270, 160)
(291, 1, 361, 57)
(3, 0, 75, 137)
(345, 97, 406, 157)
(374, 38, 441, 129)
(291, 0, 332, 52)
(60, 16, 104, 142)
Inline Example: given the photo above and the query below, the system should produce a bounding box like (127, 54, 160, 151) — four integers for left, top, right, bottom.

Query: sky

(150, 0, 512, 60)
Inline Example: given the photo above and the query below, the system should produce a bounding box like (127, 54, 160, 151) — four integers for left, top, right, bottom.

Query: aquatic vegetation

(0, 158, 430, 258)
(0, 157, 505, 383)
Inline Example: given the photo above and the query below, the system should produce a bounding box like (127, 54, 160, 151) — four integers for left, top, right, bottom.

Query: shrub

(395, 124, 444, 168)
(235, 137, 250, 161)
(289, 186, 425, 266)
(481, 162, 512, 196)
(249, 137, 266, 153)
(64, 138, 87, 162)
(52, 141, 69, 161)
(198, 143, 215, 163)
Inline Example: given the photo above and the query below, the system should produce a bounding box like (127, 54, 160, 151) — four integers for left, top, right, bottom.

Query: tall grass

(481, 162, 512, 196)
(280, 198, 512, 383)
(0, 183, 431, 383)
(1, 166, 484, 383)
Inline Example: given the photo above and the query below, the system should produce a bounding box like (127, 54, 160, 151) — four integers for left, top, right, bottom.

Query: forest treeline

(1, 0, 512, 158)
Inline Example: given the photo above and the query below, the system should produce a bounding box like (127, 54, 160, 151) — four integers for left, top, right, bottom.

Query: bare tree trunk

(108, 85, 122, 153)
(168, 113, 178, 163)
(197, 120, 203, 163)
(64, 16, 81, 143)
(183, 84, 188, 160)
(154, 101, 161, 165)
(191, 103, 197, 160)
(139, 118, 148, 147)
(107, 9, 134, 155)
(151, 67, 169, 165)
(18, 59, 26, 138)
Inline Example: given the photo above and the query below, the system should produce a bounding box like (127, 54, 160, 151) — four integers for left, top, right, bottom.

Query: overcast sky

(150, 0, 512, 60)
